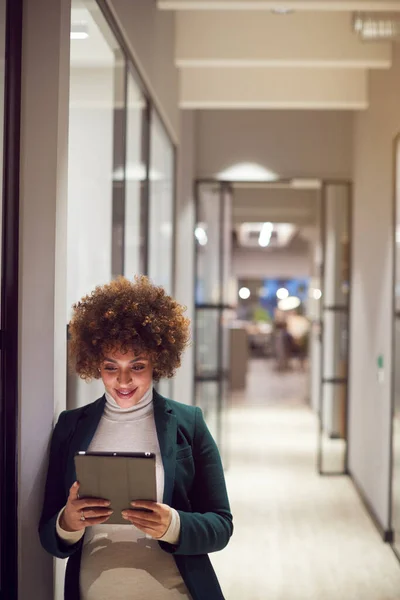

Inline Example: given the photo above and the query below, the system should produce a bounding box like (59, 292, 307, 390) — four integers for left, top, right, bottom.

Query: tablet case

(74, 451, 157, 525)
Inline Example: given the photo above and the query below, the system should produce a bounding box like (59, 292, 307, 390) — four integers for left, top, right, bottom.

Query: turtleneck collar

(104, 385, 154, 422)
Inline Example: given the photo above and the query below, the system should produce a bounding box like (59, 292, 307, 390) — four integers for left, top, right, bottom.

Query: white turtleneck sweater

(56, 388, 192, 600)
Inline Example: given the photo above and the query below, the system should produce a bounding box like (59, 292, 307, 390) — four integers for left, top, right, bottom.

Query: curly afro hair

(68, 276, 190, 382)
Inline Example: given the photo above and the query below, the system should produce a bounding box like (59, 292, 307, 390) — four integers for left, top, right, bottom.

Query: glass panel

(319, 183, 351, 474)
(196, 309, 219, 377)
(324, 184, 350, 308)
(196, 183, 221, 305)
(157, 379, 172, 399)
(322, 310, 348, 380)
(111, 60, 126, 279)
(195, 381, 219, 442)
(219, 376, 230, 468)
(68, 0, 125, 408)
(320, 383, 347, 473)
(148, 111, 174, 294)
(124, 70, 146, 279)
(221, 185, 234, 306)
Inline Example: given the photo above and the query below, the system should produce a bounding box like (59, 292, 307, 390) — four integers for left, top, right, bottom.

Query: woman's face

(99, 348, 153, 408)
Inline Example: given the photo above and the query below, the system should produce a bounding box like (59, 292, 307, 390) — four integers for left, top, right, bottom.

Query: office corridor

(211, 360, 400, 600)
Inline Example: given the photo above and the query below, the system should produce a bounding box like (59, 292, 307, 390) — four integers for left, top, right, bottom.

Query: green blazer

(39, 391, 233, 600)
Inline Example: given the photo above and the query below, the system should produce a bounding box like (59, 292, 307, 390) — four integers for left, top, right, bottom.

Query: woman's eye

(104, 366, 116, 371)
(133, 365, 145, 371)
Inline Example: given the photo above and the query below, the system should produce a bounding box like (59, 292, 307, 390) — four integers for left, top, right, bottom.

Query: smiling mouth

(115, 388, 137, 399)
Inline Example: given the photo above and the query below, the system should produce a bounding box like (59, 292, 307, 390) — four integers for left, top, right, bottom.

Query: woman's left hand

(122, 501, 172, 539)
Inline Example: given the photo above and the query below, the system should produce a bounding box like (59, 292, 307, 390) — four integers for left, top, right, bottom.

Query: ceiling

(157, 0, 400, 109)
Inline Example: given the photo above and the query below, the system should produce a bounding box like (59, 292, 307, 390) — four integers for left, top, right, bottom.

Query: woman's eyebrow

(104, 356, 147, 363)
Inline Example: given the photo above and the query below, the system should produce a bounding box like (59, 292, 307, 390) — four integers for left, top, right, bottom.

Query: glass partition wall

(148, 113, 175, 398)
(67, 0, 175, 410)
(195, 182, 233, 464)
(318, 182, 352, 475)
(392, 135, 400, 560)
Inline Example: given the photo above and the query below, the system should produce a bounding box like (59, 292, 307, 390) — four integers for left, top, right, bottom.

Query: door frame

(0, 0, 23, 598)
(390, 133, 400, 562)
(318, 180, 353, 477)
(193, 177, 353, 474)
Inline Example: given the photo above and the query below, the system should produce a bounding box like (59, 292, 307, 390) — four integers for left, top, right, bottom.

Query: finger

(130, 501, 159, 512)
(75, 498, 111, 510)
(127, 517, 164, 531)
(123, 511, 160, 526)
(123, 518, 159, 536)
(68, 481, 80, 501)
(84, 515, 112, 526)
(82, 509, 113, 519)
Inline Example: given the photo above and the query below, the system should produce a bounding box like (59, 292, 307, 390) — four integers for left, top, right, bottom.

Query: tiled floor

(211, 360, 400, 600)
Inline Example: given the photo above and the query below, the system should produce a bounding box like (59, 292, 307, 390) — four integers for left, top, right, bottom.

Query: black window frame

(0, 0, 23, 598)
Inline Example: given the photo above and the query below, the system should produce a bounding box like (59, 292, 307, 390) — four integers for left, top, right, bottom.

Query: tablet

(74, 451, 157, 525)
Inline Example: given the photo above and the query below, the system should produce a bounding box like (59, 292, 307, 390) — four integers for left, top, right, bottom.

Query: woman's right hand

(59, 481, 113, 532)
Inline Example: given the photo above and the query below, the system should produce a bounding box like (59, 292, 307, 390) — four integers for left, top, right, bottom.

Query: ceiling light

(271, 7, 293, 15)
(313, 289, 322, 300)
(239, 287, 251, 300)
(258, 222, 273, 248)
(71, 21, 89, 40)
(217, 163, 278, 183)
(352, 12, 400, 41)
(276, 288, 289, 300)
(195, 226, 208, 246)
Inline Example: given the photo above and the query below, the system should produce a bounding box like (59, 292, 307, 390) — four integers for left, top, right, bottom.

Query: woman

(39, 276, 233, 600)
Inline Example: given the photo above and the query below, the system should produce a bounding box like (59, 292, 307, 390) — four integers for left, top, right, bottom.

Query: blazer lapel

(153, 391, 177, 506)
(65, 395, 106, 489)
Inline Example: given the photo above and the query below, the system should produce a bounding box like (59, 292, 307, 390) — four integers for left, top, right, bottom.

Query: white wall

(196, 110, 353, 179)
(233, 248, 311, 279)
(349, 44, 400, 534)
(107, 0, 179, 142)
(19, 1, 70, 598)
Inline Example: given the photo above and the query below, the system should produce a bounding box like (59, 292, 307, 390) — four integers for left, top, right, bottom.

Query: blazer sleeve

(38, 411, 83, 559)
(160, 407, 233, 556)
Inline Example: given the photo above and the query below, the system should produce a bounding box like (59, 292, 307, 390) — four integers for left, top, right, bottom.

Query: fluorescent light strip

(71, 32, 89, 39)
(259, 222, 273, 247)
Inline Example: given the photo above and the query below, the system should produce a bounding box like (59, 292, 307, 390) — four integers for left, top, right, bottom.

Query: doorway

(194, 178, 352, 476)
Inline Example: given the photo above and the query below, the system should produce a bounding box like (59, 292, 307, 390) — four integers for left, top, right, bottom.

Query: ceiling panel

(176, 11, 391, 68)
(180, 66, 368, 109)
(232, 187, 319, 225)
(159, 1, 400, 10)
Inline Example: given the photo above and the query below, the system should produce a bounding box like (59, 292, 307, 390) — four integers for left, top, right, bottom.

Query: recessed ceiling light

(239, 287, 251, 300)
(271, 7, 294, 15)
(71, 21, 89, 40)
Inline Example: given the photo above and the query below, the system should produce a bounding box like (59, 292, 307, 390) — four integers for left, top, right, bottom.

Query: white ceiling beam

(160, 1, 400, 11)
(180, 67, 368, 109)
(176, 11, 392, 68)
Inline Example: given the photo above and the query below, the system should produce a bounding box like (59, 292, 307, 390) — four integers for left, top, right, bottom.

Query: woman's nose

(117, 370, 133, 384)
